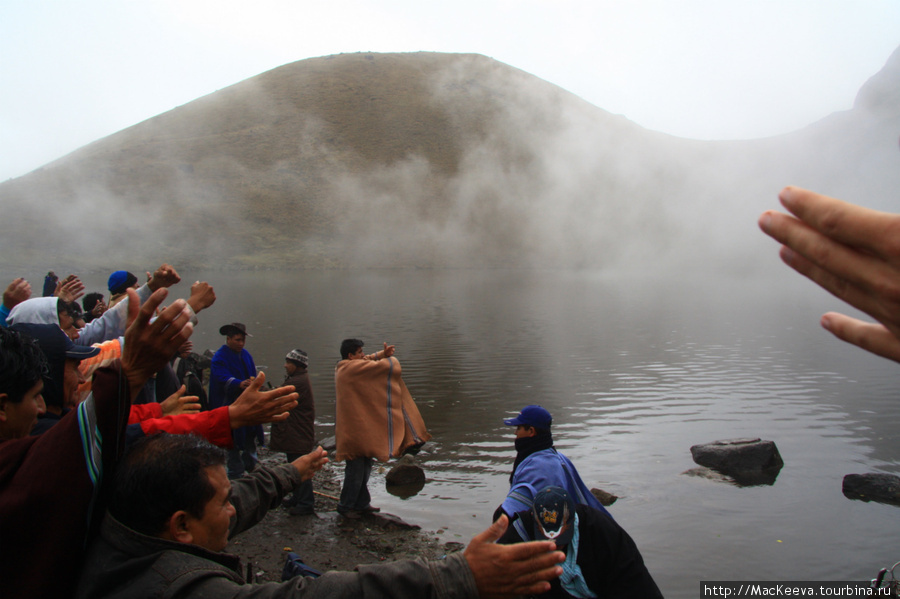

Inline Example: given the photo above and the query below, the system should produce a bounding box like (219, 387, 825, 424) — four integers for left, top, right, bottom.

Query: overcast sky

(2, 0, 898, 181)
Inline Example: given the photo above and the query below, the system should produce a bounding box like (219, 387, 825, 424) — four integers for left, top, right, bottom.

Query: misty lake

(28, 267, 900, 597)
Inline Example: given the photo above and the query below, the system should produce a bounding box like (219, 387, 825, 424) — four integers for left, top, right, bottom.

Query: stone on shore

(689, 438, 784, 486)
(386, 455, 426, 486)
(842, 473, 900, 507)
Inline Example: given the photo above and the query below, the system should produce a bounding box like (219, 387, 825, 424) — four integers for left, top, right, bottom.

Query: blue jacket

(501, 448, 612, 519)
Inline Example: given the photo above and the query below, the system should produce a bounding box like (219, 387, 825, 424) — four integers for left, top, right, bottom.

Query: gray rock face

(689, 438, 784, 486)
(842, 473, 900, 507)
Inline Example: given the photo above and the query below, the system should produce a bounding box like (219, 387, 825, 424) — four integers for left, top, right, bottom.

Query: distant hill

(2, 49, 898, 272)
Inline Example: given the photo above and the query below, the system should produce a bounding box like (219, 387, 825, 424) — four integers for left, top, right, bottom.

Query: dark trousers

(338, 457, 373, 512)
(283, 453, 314, 510)
(227, 434, 258, 479)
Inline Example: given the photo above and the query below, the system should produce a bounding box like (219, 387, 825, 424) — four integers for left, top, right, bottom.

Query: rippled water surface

(59, 268, 900, 597)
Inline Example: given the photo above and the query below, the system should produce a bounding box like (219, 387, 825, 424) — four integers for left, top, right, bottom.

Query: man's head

(58, 301, 85, 339)
(107, 270, 138, 296)
(0, 327, 48, 440)
(504, 405, 552, 438)
(531, 486, 575, 549)
(9, 323, 98, 412)
(110, 433, 234, 552)
(82, 292, 105, 314)
(340, 338, 365, 360)
(219, 323, 249, 352)
(284, 348, 308, 376)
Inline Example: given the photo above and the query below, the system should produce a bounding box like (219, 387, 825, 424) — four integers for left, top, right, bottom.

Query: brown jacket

(269, 369, 315, 454)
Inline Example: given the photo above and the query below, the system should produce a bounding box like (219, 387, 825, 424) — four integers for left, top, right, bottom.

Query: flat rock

(842, 473, 900, 507)
(689, 438, 783, 486)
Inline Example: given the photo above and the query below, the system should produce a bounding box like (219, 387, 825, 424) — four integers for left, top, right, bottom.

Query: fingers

(125, 287, 148, 329)
(774, 244, 882, 318)
(179, 399, 201, 414)
(759, 209, 879, 295)
(821, 313, 900, 364)
(778, 186, 900, 259)
(474, 514, 508, 544)
(150, 299, 193, 346)
(262, 385, 299, 413)
(292, 446, 330, 481)
(249, 370, 266, 390)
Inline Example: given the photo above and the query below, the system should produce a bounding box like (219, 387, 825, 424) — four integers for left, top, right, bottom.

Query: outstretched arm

(121, 288, 194, 399)
(228, 371, 298, 428)
(290, 447, 329, 481)
(159, 385, 201, 416)
(759, 186, 900, 362)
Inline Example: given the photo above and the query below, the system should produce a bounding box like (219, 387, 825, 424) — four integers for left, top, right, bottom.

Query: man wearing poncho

(334, 339, 430, 517)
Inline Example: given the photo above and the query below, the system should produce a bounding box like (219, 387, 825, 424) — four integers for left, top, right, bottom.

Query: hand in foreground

(382, 342, 395, 358)
(290, 447, 329, 481)
(147, 263, 181, 291)
(122, 288, 194, 397)
(160, 385, 201, 416)
(186, 281, 216, 313)
(56, 275, 85, 303)
(3, 277, 31, 309)
(463, 515, 564, 598)
(759, 186, 900, 363)
(228, 371, 298, 428)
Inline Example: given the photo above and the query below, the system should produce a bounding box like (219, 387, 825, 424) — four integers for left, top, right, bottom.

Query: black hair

(0, 327, 48, 403)
(109, 433, 226, 536)
(339, 338, 364, 360)
(82, 292, 104, 313)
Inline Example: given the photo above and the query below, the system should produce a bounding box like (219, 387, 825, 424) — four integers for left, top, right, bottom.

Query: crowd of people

(1, 183, 897, 598)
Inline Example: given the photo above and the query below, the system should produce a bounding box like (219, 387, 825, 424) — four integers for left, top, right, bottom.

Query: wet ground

(228, 447, 466, 583)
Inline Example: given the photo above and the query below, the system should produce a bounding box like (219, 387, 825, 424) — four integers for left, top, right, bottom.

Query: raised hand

(759, 186, 900, 362)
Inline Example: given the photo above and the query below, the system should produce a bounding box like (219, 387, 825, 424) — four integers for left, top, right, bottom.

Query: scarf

(560, 513, 597, 598)
(510, 430, 554, 483)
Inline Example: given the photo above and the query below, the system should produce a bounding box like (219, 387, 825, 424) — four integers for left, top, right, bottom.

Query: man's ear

(163, 511, 195, 545)
(0, 393, 9, 422)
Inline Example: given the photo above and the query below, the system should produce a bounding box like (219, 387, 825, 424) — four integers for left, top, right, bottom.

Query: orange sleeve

(138, 406, 234, 448)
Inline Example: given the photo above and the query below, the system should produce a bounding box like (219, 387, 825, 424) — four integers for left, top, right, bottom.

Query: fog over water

(1, 46, 899, 598)
(7, 266, 895, 598)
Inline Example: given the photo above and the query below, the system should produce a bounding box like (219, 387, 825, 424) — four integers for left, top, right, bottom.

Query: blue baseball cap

(503, 405, 552, 429)
(532, 486, 575, 548)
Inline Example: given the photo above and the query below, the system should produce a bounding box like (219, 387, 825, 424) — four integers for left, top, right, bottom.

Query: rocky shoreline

(228, 446, 462, 583)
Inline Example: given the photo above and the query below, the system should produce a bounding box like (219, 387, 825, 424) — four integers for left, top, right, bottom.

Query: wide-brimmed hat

(531, 486, 575, 548)
(219, 322, 250, 337)
(503, 405, 552, 429)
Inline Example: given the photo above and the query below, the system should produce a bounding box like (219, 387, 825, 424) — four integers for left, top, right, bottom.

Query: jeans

(338, 457, 373, 512)
(227, 434, 258, 479)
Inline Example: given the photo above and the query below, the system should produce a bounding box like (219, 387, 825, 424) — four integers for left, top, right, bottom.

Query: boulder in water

(689, 438, 784, 486)
(842, 473, 900, 507)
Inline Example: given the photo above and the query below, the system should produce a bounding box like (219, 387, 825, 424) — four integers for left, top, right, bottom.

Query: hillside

(1, 49, 898, 271)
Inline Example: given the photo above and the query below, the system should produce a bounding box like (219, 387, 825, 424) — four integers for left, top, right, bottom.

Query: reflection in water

(50, 268, 900, 598)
